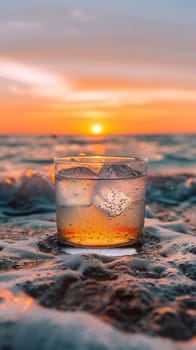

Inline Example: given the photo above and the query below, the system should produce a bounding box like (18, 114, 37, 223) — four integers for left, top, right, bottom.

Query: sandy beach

(0, 134, 195, 349)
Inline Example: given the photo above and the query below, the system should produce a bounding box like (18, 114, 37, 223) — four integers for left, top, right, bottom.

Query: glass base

(58, 237, 143, 256)
(60, 245, 137, 256)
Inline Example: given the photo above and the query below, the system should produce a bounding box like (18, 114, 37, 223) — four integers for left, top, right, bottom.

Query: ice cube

(93, 176, 146, 217)
(98, 164, 145, 201)
(56, 179, 93, 207)
(93, 180, 131, 216)
(57, 166, 97, 179)
(98, 163, 140, 179)
(55, 167, 97, 207)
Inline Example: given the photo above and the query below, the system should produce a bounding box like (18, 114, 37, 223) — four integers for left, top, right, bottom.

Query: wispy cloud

(0, 59, 71, 99)
(0, 59, 196, 108)
(60, 61, 196, 86)
(7, 20, 43, 29)
(70, 8, 94, 22)
(61, 89, 196, 108)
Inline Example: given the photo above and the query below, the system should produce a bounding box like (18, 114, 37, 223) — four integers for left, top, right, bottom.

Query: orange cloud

(1, 59, 196, 107)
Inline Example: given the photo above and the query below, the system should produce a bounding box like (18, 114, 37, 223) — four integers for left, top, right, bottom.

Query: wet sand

(0, 174, 195, 349)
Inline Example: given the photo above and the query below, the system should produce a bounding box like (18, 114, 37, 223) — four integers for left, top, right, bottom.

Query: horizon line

(0, 132, 195, 137)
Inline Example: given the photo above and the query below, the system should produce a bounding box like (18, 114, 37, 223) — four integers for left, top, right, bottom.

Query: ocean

(0, 133, 195, 218)
(0, 134, 195, 177)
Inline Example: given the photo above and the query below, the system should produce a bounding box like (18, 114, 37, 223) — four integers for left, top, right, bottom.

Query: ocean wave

(0, 170, 195, 217)
(147, 175, 196, 204)
(0, 170, 55, 216)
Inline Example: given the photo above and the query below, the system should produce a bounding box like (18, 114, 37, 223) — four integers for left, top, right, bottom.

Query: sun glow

(92, 124, 102, 134)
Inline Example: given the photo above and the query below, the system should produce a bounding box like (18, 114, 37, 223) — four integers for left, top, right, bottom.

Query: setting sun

(92, 124, 102, 134)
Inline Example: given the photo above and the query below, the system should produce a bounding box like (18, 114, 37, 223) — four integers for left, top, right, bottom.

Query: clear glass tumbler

(54, 156, 148, 247)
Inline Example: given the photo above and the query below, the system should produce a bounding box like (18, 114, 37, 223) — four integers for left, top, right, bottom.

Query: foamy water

(0, 134, 195, 349)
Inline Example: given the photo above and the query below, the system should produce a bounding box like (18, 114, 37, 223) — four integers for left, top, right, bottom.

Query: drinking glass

(54, 156, 148, 247)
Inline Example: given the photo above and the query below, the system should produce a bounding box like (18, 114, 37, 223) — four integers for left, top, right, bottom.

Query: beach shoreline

(0, 134, 195, 349)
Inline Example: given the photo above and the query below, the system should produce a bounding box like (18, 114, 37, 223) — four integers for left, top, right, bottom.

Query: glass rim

(54, 155, 148, 164)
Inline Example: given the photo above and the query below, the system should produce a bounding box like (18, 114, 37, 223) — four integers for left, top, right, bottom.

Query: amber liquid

(56, 175, 146, 247)
(57, 201, 145, 247)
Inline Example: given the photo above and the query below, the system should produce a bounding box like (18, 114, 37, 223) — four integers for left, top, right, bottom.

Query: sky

(0, 0, 196, 135)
